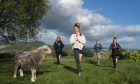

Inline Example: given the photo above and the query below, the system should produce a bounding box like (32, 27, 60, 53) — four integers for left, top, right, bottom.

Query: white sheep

(13, 45, 52, 82)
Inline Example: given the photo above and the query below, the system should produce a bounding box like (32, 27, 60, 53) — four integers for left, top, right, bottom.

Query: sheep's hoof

(31, 80, 35, 82)
(13, 75, 16, 78)
(31, 78, 35, 82)
(20, 74, 24, 77)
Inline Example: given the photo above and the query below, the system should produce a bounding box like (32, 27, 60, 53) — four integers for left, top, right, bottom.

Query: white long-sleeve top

(70, 34, 86, 50)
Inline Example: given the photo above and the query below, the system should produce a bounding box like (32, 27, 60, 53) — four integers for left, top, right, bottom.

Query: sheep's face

(38, 45, 52, 55)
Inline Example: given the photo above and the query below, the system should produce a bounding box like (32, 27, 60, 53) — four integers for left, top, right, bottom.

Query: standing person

(70, 23, 86, 76)
(94, 40, 102, 65)
(109, 37, 121, 68)
(53, 36, 64, 65)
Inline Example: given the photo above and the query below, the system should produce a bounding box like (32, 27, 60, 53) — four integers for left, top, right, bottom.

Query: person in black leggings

(109, 37, 121, 68)
(53, 36, 64, 65)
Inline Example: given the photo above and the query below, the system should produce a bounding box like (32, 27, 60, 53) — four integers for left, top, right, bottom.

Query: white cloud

(37, 29, 69, 45)
(119, 36, 135, 43)
(39, 0, 140, 48)
(87, 25, 140, 39)
(102, 36, 135, 44)
(41, 0, 111, 30)
(37, 30, 58, 44)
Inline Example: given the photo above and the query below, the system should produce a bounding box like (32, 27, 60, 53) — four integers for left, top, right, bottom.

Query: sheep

(13, 45, 52, 82)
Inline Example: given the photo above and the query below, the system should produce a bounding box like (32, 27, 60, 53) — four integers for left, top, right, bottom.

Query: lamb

(13, 45, 52, 82)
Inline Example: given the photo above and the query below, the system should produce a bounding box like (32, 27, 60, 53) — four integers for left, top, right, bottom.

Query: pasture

(0, 42, 140, 84)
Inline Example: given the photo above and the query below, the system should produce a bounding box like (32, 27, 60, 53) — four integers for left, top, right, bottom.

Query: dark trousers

(112, 49, 119, 68)
(112, 55, 116, 68)
(55, 52, 60, 64)
(74, 49, 81, 73)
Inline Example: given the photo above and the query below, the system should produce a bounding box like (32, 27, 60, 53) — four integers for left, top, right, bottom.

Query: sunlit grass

(0, 57, 140, 84)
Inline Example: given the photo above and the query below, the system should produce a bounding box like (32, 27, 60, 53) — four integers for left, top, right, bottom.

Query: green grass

(0, 43, 140, 84)
(0, 57, 140, 84)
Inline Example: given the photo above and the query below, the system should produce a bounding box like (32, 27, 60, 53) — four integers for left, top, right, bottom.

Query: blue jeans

(74, 49, 81, 73)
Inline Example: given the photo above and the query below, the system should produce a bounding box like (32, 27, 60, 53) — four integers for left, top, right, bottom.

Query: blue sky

(84, 0, 140, 25)
(39, 0, 140, 49)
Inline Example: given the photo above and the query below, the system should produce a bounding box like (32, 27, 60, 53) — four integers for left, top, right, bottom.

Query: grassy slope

(0, 57, 140, 84)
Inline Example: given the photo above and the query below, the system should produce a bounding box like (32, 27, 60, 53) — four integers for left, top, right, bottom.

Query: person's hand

(74, 35, 78, 40)
(76, 32, 80, 37)
(114, 43, 117, 48)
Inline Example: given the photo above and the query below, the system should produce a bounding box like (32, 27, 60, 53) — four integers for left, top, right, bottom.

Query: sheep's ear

(39, 48, 44, 53)
(43, 49, 48, 51)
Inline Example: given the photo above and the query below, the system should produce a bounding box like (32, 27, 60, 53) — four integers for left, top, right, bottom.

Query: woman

(94, 40, 102, 65)
(70, 23, 86, 76)
(53, 36, 64, 65)
(109, 37, 121, 68)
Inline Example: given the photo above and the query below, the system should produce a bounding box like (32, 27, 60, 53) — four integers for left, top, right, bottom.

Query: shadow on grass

(53, 62, 65, 65)
(20, 70, 52, 75)
(86, 60, 113, 68)
(63, 65, 77, 74)
(86, 60, 97, 65)
(99, 65, 113, 68)
(37, 70, 52, 74)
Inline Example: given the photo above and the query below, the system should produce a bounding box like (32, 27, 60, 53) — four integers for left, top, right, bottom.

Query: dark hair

(55, 36, 61, 43)
(112, 37, 117, 43)
(74, 23, 80, 29)
(113, 37, 117, 40)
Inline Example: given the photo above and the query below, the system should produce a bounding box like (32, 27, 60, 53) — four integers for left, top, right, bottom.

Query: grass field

(0, 42, 140, 84)
(0, 56, 140, 84)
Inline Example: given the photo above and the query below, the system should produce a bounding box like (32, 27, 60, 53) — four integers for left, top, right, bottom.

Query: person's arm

(77, 34, 86, 44)
(100, 44, 102, 50)
(94, 44, 96, 50)
(53, 42, 58, 49)
(60, 41, 64, 48)
(70, 34, 77, 45)
(109, 43, 113, 49)
(117, 43, 121, 49)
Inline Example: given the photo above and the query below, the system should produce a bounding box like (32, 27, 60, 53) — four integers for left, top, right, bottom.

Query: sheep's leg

(34, 69, 37, 80)
(13, 65, 18, 78)
(31, 68, 35, 82)
(19, 69, 24, 77)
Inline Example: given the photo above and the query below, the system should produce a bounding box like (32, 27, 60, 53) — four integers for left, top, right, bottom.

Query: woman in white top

(70, 23, 86, 76)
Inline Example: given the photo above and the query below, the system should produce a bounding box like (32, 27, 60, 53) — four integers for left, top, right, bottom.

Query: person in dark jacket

(109, 37, 121, 68)
(53, 36, 64, 64)
(94, 40, 102, 65)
